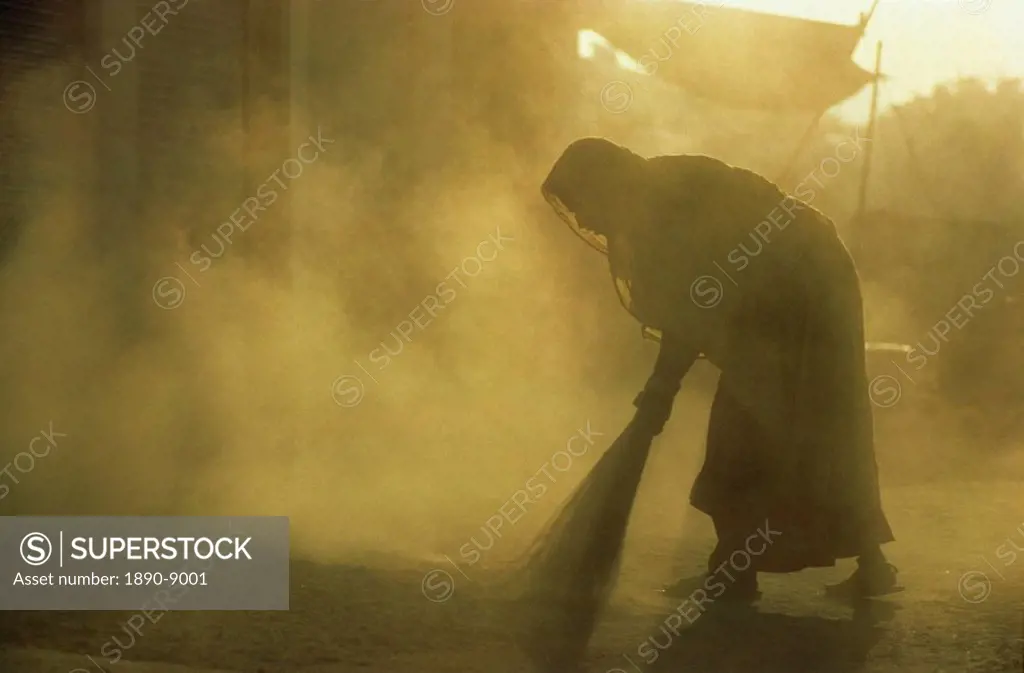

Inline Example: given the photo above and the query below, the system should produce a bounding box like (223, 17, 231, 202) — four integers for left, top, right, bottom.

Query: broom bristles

(514, 421, 654, 672)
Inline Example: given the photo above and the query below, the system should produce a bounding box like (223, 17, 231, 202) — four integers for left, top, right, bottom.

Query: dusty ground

(1, 476, 1021, 672)
(0, 366, 1021, 673)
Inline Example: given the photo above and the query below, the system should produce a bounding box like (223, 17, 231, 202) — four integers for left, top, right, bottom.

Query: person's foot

(826, 561, 902, 600)
(661, 572, 761, 603)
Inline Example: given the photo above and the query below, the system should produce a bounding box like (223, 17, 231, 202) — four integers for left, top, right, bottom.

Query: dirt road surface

(1, 474, 1021, 673)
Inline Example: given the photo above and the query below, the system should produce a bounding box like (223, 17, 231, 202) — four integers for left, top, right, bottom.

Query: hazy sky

(713, 0, 1022, 120)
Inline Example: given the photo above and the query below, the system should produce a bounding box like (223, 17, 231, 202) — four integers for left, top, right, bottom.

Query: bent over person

(540, 137, 899, 601)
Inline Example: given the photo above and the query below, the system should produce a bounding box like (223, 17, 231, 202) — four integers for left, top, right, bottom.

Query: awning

(580, 1, 876, 112)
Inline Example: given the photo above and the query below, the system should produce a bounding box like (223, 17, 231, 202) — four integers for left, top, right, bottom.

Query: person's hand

(631, 387, 675, 437)
(630, 333, 693, 439)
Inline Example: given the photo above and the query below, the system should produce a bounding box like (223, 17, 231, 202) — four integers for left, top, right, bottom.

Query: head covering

(540, 137, 648, 255)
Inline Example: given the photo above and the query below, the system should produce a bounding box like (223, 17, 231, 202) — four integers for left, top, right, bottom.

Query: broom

(509, 330, 912, 670)
(514, 414, 656, 673)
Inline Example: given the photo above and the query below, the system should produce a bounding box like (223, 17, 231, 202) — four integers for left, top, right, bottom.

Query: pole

(854, 40, 883, 225)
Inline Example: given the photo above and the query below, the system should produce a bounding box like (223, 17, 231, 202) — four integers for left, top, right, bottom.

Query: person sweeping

(518, 137, 899, 671)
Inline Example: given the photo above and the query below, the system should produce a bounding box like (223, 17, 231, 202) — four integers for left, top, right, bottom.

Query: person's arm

(647, 333, 699, 396)
(632, 333, 700, 436)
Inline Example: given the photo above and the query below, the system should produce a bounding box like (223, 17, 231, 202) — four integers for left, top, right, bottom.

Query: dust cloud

(0, 10, 1019, 579)
(0, 35, 651, 572)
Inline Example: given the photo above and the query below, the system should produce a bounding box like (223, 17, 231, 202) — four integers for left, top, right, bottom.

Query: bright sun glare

(576, 0, 1024, 121)
(577, 29, 648, 74)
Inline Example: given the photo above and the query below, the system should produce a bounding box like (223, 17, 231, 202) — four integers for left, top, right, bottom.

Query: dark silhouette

(540, 137, 899, 601)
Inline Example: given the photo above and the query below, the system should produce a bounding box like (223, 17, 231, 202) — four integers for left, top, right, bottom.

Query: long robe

(542, 138, 893, 571)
